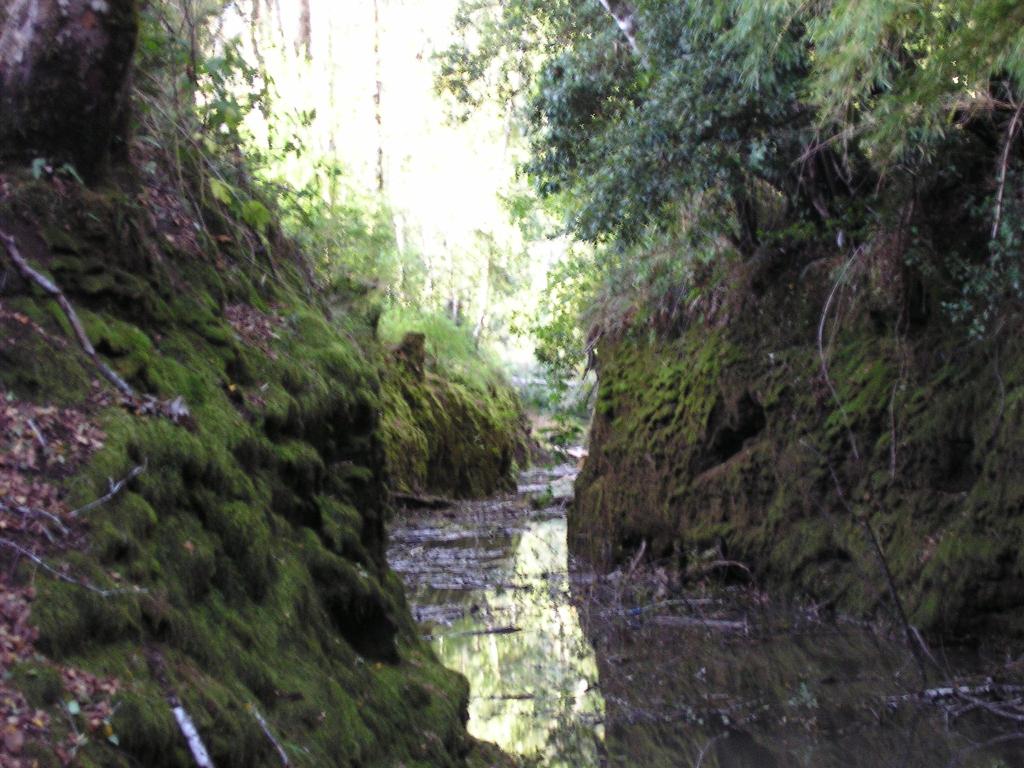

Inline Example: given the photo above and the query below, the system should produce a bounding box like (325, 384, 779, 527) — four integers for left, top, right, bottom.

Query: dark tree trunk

(0, 0, 138, 182)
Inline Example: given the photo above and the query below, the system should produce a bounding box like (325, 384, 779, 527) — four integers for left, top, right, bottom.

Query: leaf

(241, 199, 272, 232)
(4, 727, 24, 754)
(209, 178, 235, 205)
(58, 163, 85, 185)
(30, 158, 48, 180)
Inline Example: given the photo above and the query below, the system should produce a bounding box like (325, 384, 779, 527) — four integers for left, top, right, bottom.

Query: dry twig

(992, 99, 1024, 241)
(818, 247, 864, 461)
(0, 229, 136, 399)
(249, 704, 290, 766)
(71, 462, 147, 518)
(0, 538, 140, 598)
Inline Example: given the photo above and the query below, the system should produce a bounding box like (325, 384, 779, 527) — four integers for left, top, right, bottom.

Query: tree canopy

(439, 0, 1024, 371)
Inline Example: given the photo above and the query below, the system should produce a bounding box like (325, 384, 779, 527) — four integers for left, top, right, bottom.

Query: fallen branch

(0, 498, 69, 538)
(391, 491, 454, 510)
(145, 649, 215, 768)
(173, 704, 216, 768)
(0, 537, 141, 597)
(249, 704, 290, 766)
(0, 228, 136, 400)
(649, 615, 748, 632)
(71, 462, 147, 518)
(26, 418, 48, 451)
(890, 681, 1024, 705)
(425, 625, 521, 640)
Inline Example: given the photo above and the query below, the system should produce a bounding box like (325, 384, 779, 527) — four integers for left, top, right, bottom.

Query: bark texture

(0, 0, 137, 181)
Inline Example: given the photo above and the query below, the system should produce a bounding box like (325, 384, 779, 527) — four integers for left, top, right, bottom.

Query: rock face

(0, 0, 137, 180)
(380, 331, 530, 499)
(0, 177, 502, 766)
(572, 253, 1024, 642)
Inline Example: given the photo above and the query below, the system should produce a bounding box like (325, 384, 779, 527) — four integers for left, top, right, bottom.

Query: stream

(388, 464, 1024, 767)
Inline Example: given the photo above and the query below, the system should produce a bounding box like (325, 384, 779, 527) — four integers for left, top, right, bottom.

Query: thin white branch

(250, 705, 290, 766)
(71, 462, 147, 518)
(818, 248, 863, 461)
(173, 705, 216, 768)
(0, 538, 142, 597)
(992, 99, 1024, 241)
(0, 228, 136, 400)
(597, 0, 641, 57)
(26, 417, 47, 451)
(6, 501, 69, 537)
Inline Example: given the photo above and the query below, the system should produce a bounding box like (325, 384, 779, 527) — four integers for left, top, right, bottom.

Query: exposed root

(817, 247, 864, 461)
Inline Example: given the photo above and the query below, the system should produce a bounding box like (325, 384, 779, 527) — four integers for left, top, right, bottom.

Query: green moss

(0, 177, 491, 766)
(8, 662, 63, 708)
(379, 344, 529, 499)
(573, 260, 1024, 640)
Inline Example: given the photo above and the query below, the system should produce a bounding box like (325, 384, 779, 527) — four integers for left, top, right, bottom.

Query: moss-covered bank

(379, 331, 530, 500)
(573, 251, 1024, 642)
(0, 176, 513, 766)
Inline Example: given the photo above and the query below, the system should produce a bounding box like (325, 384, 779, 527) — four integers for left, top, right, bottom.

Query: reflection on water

(579, 587, 1024, 768)
(388, 468, 604, 766)
(435, 519, 603, 764)
(390, 467, 1024, 768)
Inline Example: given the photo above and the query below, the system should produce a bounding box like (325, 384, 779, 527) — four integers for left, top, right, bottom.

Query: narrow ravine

(388, 463, 605, 766)
(391, 464, 1024, 768)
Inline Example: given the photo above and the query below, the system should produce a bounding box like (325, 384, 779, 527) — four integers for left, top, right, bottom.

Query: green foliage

(379, 306, 504, 395)
(0, 177, 485, 766)
(794, 0, 1024, 162)
(442, 0, 1024, 378)
(528, 247, 596, 388)
(442, 0, 814, 247)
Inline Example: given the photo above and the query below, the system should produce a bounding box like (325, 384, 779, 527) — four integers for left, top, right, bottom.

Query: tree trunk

(597, 0, 640, 56)
(0, 0, 138, 182)
(296, 0, 311, 59)
(372, 0, 385, 193)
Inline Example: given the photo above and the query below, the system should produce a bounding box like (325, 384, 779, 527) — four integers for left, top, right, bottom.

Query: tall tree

(296, 0, 311, 59)
(373, 0, 385, 193)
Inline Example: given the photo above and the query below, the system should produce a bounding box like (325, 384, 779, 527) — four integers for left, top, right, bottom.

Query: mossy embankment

(379, 328, 530, 500)
(573, 248, 1024, 642)
(0, 175, 516, 766)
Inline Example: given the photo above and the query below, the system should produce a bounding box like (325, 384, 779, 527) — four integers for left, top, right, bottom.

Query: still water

(388, 466, 1024, 767)
(388, 465, 604, 766)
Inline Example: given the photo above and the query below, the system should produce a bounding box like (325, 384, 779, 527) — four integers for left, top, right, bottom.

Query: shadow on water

(388, 466, 1024, 768)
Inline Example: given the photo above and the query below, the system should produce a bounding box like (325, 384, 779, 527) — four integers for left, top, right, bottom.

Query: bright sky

(223, 0, 567, 364)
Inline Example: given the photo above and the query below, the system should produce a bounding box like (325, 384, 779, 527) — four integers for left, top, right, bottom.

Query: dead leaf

(4, 726, 24, 754)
